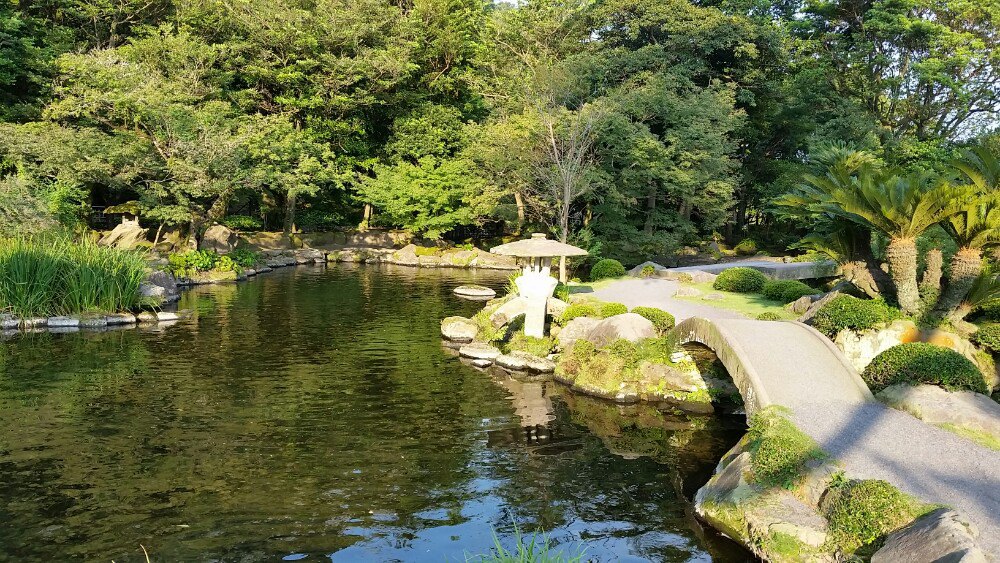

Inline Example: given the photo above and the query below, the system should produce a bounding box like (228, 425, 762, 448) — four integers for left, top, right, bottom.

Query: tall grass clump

(465, 522, 586, 563)
(0, 236, 147, 317)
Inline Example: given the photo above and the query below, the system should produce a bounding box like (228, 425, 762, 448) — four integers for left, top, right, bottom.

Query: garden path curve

(589, 277, 1000, 555)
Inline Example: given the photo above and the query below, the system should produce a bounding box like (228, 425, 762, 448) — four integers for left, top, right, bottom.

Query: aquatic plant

(466, 522, 586, 563)
(0, 236, 147, 317)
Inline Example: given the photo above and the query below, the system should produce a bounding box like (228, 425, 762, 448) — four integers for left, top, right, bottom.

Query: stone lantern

(490, 233, 588, 338)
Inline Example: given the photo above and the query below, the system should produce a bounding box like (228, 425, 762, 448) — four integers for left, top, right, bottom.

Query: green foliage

(812, 295, 901, 337)
(825, 480, 913, 551)
(506, 333, 554, 357)
(599, 302, 627, 317)
(639, 265, 656, 278)
(560, 303, 600, 324)
(0, 236, 146, 317)
(553, 282, 570, 302)
(972, 325, 1000, 354)
(466, 523, 586, 563)
(296, 210, 345, 232)
(220, 215, 263, 231)
(167, 249, 241, 277)
(756, 312, 782, 321)
(761, 280, 820, 304)
(590, 259, 626, 281)
(733, 239, 757, 256)
(713, 267, 768, 293)
(746, 408, 826, 489)
(862, 342, 988, 394)
(228, 248, 260, 268)
(631, 306, 675, 333)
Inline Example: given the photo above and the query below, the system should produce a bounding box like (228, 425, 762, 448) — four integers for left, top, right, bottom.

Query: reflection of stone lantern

(490, 233, 588, 338)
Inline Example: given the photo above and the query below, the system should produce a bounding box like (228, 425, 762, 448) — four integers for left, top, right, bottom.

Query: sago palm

(936, 196, 1000, 315)
(817, 167, 969, 315)
(949, 269, 1000, 324)
(953, 145, 1000, 192)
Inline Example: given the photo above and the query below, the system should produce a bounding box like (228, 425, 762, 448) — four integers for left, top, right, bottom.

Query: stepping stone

(156, 311, 179, 322)
(454, 285, 497, 299)
(47, 316, 80, 328)
(459, 343, 501, 361)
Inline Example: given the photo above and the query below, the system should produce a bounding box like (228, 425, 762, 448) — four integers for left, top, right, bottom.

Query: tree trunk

(559, 256, 567, 284)
(936, 247, 983, 317)
(513, 191, 525, 234)
(842, 261, 882, 299)
(920, 249, 943, 295)
(886, 237, 920, 315)
(359, 203, 373, 230)
(283, 191, 297, 235)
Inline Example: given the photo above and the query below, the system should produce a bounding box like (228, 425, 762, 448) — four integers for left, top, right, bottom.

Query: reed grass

(0, 236, 147, 318)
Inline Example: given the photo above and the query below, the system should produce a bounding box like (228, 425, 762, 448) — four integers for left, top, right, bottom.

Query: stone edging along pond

(2, 245, 517, 336)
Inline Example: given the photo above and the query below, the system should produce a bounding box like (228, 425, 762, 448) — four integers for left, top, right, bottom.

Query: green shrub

(862, 342, 988, 393)
(590, 258, 626, 281)
(414, 246, 440, 256)
(713, 267, 768, 293)
(220, 215, 263, 231)
(747, 408, 826, 489)
(733, 238, 758, 256)
(506, 333, 555, 357)
(972, 324, 1000, 354)
(554, 282, 570, 302)
(560, 303, 601, 324)
(296, 210, 344, 231)
(0, 236, 147, 317)
(756, 312, 783, 321)
(761, 280, 821, 303)
(632, 306, 675, 332)
(811, 295, 900, 337)
(228, 248, 260, 268)
(599, 302, 628, 317)
(168, 249, 245, 277)
(639, 264, 656, 278)
(826, 480, 912, 550)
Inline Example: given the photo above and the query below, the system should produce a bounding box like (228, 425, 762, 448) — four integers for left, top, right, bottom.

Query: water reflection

(0, 265, 750, 562)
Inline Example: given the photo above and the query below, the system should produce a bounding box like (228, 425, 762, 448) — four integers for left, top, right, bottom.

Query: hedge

(590, 258, 626, 280)
(972, 324, 1000, 354)
(811, 295, 900, 337)
(632, 306, 676, 333)
(861, 342, 988, 394)
(761, 279, 820, 304)
(713, 267, 768, 293)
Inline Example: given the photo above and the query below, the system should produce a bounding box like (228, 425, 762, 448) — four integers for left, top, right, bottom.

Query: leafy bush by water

(746, 408, 826, 489)
(713, 267, 768, 293)
(228, 248, 261, 268)
(220, 215, 263, 231)
(590, 259, 625, 281)
(811, 295, 900, 337)
(168, 250, 241, 277)
(761, 280, 820, 303)
(825, 479, 914, 551)
(631, 306, 675, 333)
(0, 236, 147, 317)
(506, 333, 554, 357)
(861, 342, 987, 393)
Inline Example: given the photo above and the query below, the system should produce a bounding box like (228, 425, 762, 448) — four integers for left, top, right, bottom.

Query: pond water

(0, 264, 751, 562)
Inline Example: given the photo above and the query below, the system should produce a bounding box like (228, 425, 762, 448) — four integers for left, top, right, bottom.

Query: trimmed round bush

(599, 302, 628, 317)
(756, 312, 782, 321)
(972, 324, 1000, 354)
(560, 303, 600, 324)
(632, 306, 675, 333)
(639, 264, 656, 278)
(861, 342, 988, 394)
(590, 258, 626, 281)
(713, 267, 768, 293)
(761, 279, 821, 304)
(811, 295, 900, 337)
(827, 480, 911, 549)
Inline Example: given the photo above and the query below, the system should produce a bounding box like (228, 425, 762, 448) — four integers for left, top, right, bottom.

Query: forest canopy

(1, 0, 998, 263)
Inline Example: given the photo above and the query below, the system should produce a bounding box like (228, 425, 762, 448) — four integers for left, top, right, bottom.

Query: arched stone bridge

(672, 317, 873, 417)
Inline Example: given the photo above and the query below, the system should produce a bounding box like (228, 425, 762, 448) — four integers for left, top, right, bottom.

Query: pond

(0, 264, 751, 562)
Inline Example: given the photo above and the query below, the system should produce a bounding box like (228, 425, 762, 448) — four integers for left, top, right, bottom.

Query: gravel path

(593, 277, 1000, 555)
(792, 401, 1000, 557)
(587, 278, 745, 322)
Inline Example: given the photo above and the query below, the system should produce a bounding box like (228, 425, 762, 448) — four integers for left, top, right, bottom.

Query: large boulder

(745, 490, 830, 548)
(391, 244, 420, 266)
(140, 270, 179, 304)
(489, 297, 527, 328)
(797, 290, 843, 325)
(583, 313, 657, 348)
(871, 509, 986, 563)
(628, 261, 667, 277)
(556, 317, 600, 349)
(638, 361, 706, 393)
(546, 297, 568, 318)
(835, 319, 986, 376)
(200, 224, 239, 254)
(440, 316, 479, 343)
(98, 221, 148, 249)
(688, 270, 718, 284)
(877, 384, 1000, 443)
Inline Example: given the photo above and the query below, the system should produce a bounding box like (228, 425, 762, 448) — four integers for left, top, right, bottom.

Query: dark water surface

(0, 264, 750, 562)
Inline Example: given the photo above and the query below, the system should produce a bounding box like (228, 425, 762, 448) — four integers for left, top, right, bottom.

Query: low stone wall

(1, 310, 186, 337)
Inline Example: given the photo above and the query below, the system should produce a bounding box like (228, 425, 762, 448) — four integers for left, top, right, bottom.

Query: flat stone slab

(156, 311, 180, 322)
(453, 285, 497, 299)
(877, 384, 1000, 442)
(441, 316, 479, 342)
(459, 343, 502, 361)
(872, 508, 986, 563)
(745, 490, 829, 547)
(47, 316, 80, 328)
(496, 351, 556, 373)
